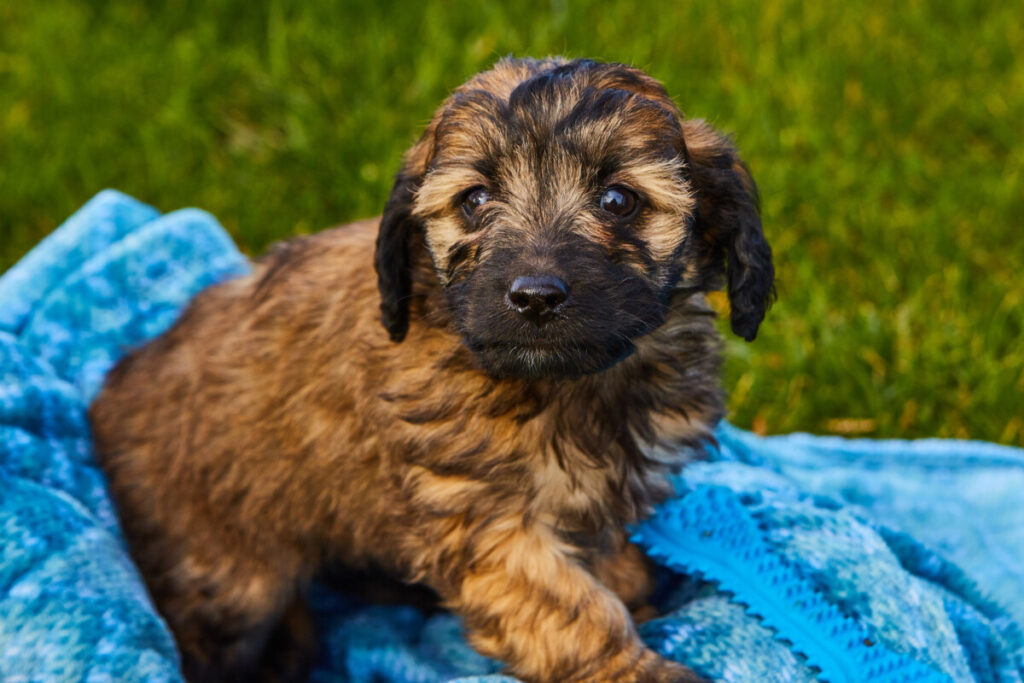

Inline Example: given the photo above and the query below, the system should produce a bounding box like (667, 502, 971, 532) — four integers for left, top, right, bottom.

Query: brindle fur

(90, 57, 774, 683)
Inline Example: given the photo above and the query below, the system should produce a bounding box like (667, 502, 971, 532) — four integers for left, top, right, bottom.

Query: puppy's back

(89, 219, 388, 571)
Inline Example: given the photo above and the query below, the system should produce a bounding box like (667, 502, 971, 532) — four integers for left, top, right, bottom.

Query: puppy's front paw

(634, 650, 709, 683)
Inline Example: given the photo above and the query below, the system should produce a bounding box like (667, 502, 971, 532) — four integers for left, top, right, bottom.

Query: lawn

(1, 0, 1021, 445)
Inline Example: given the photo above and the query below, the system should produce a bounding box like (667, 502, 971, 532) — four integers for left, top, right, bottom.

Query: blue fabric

(0, 190, 248, 682)
(1, 190, 1022, 683)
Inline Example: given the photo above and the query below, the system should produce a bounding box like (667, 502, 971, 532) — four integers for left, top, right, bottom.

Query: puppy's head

(376, 57, 774, 379)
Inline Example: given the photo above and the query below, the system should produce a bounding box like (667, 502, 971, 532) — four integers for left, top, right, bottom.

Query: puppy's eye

(599, 186, 638, 217)
(461, 187, 490, 217)
(599, 186, 638, 218)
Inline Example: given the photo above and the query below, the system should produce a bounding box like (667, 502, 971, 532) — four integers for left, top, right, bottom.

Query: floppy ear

(682, 120, 775, 341)
(374, 169, 422, 342)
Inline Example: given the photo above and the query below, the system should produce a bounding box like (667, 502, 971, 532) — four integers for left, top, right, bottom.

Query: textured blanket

(1, 190, 1021, 683)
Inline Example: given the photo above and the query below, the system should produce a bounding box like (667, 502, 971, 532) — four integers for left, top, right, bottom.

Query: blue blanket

(1, 190, 1021, 683)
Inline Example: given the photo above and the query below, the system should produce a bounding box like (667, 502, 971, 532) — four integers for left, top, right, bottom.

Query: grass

(1, 0, 1021, 445)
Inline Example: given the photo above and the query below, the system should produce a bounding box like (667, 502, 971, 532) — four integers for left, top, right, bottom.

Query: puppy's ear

(375, 169, 422, 342)
(375, 122, 439, 342)
(683, 120, 775, 341)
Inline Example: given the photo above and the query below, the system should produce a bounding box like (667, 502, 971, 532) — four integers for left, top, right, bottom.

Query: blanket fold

(1, 190, 1021, 683)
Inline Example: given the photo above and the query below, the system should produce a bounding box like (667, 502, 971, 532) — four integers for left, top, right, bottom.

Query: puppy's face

(376, 58, 774, 379)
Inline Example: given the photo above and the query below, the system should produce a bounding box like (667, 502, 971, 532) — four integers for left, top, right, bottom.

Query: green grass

(1, 0, 1021, 445)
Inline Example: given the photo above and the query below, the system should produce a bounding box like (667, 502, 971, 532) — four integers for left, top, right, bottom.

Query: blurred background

(1, 0, 1021, 445)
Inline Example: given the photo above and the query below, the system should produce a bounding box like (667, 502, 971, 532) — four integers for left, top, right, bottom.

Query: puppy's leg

(429, 517, 703, 683)
(147, 547, 309, 683)
(590, 538, 659, 622)
(258, 596, 317, 683)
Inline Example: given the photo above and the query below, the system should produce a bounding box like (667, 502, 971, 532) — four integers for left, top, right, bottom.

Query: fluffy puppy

(90, 57, 774, 683)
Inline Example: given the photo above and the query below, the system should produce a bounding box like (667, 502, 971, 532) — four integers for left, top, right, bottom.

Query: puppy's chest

(526, 413, 711, 529)
(528, 444, 665, 531)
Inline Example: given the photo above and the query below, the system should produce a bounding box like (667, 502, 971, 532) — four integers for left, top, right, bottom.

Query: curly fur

(90, 57, 773, 683)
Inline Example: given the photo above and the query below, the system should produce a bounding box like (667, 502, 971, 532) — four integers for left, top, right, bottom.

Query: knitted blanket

(1, 190, 1021, 683)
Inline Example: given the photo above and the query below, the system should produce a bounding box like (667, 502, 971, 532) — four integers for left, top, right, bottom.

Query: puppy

(90, 57, 774, 683)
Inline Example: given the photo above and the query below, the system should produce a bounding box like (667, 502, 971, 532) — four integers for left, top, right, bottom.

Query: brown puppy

(90, 57, 774, 683)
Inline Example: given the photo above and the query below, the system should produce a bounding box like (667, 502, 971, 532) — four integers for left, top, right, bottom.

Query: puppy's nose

(507, 275, 568, 326)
